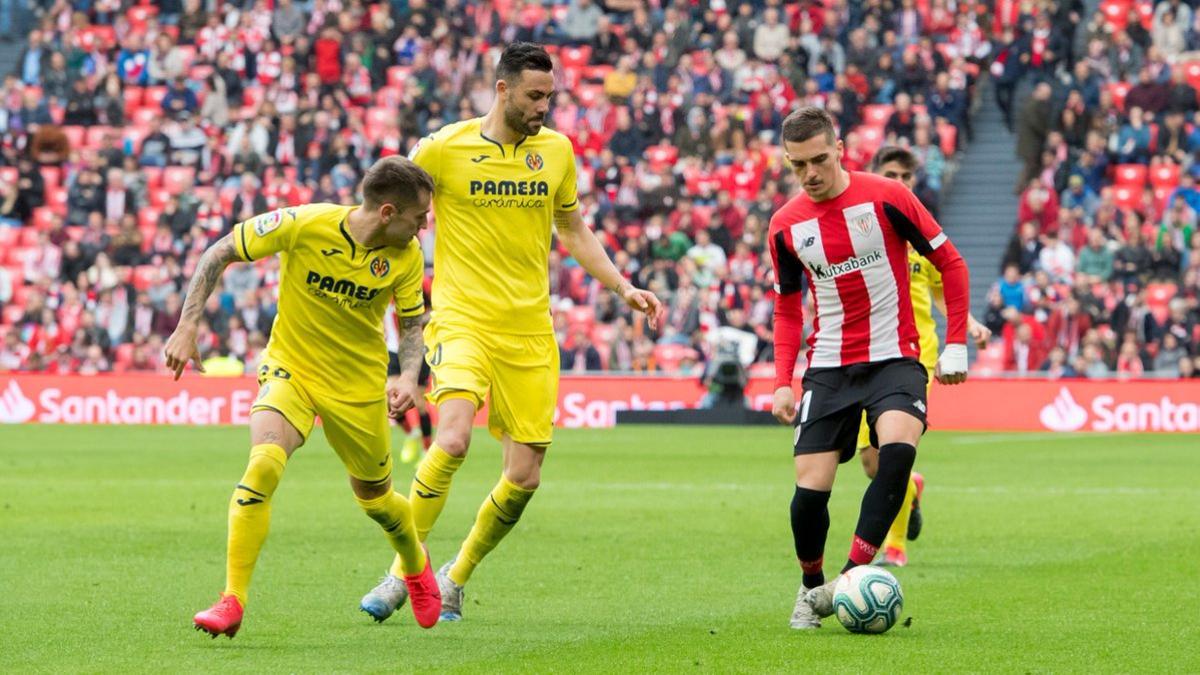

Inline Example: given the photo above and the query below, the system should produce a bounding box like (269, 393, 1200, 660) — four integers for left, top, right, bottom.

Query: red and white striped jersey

(769, 171, 969, 387)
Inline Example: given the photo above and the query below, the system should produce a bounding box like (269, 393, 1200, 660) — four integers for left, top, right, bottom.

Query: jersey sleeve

(554, 141, 580, 213)
(882, 186, 969, 345)
(408, 131, 444, 184)
(391, 246, 426, 319)
(769, 220, 805, 389)
(232, 206, 304, 261)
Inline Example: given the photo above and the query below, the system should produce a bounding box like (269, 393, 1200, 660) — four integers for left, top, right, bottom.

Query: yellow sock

(225, 444, 288, 606)
(883, 475, 918, 551)
(357, 489, 427, 577)
(409, 443, 465, 540)
(449, 476, 536, 586)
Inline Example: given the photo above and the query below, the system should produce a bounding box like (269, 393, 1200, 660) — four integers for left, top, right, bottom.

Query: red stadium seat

(387, 66, 410, 89)
(123, 86, 144, 115)
(568, 305, 595, 328)
(0, 166, 16, 186)
(142, 166, 163, 190)
(149, 189, 172, 208)
(86, 126, 116, 149)
(1109, 185, 1144, 211)
(1146, 283, 1177, 322)
(162, 166, 196, 193)
(144, 86, 168, 108)
(138, 207, 161, 230)
(653, 343, 697, 372)
(1149, 163, 1181, 189)
(61, 125, 86, 149)
(1100, 0, 1130, 31)
(1113, 164, 1148, 186)
(856, 125, 885, 155)
(0, 227, 17, 250)
(46, 186, 68, 216)
(1183, 61, 1200, 91)
(123, 127, 147, 153)
(131, 107, 160, 126)
(2, 304, 22, 326)
(559, 45, 592, 69)
(860, 104, 894, 127)
(1107, 81, 1131, 112)
(31, 207, 56, 230)
(1152, 186, 1173, 218)
(132, 265, 158, 291)
(576, 84, 603, 107)
(645, 144, 679, 169)
(937, 121, 957, 156)
(374, 86, 402, 108)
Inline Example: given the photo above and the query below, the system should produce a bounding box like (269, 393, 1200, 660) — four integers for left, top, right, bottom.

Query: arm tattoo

(180, 234, 240, 326)
(397, 313, 427, 377)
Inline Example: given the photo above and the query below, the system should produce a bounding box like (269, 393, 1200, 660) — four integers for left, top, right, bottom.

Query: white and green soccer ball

(833, 565, 904, 634)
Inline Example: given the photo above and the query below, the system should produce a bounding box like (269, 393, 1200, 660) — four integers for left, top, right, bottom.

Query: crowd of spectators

(0, 0, 984, 378)
(987, 0, 1200, 379)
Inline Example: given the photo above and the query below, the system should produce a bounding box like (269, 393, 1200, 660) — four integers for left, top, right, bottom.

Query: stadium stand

(984, 0, 1200, 379)
(7, 0, 1183, 380)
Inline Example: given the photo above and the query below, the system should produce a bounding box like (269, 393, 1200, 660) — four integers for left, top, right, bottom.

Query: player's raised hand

(772, 386, 797, 425)
(619, 284, 665, 330)
(387, 375, 420, 418)
(967, 315, 992, 349)
(163, 327, 205, 381)
(935, 343, 968, 385)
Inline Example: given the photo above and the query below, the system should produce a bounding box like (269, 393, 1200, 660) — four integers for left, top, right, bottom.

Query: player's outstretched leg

(195, 441, 290, 638)
(354, 482, 441, 628)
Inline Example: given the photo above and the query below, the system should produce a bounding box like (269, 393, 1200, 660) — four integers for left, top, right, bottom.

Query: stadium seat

(0, 166, 16, 186)
(162, 166, 196, 193)
(559, 45, 592, 69)
(1149, 163, 1181, 189)
(653, 343, 697, 372)
(970, 342, 1006, 376)
(132, 265, 158, 291)
(1100, 0, 1130, 31)
(2, 304, 22, 326)
(0, 227, 17, 250)
(18, 229, 38, 247)
(645, 144, 679, 170)
(123, 87, 144, 116)
(1107, 82, 1131, 112)
(39, 166, 59, 192)
(386, 66, 410, 89)
(937, 121, 957, 156)
(1108, 185, 1144, 211)
(86, 126, 116, 149)
(131, 107, 160, 126)
(144, 86, 168, 108)
(31, 207, 56, 230)
(46, 187, 68, 216)
(857, 125, 885, 155)
(138, 207, 161, 230)
(142, 166, 163, 190)
(123, 127, 147, 153)
(1146, 283, 1177, 325)
(1113, 164, 1148, 187)
(61, 125, 86, 149)
(568, 305, 595, 329)
(1183, 61, 1200, 92)
(860, 104, 894, 127)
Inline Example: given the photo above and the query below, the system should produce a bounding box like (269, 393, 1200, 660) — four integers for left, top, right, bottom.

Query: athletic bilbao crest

(525, 151, 544, 171)
(369, 256, 390, 278)
(844, 203, 878, 238)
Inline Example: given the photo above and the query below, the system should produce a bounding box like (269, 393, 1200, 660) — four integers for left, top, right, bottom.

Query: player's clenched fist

(772, 386, 797, 425)
(163, 326, 206, 381)
(935, 343, 968, 385)
(387, 375, 420, 418)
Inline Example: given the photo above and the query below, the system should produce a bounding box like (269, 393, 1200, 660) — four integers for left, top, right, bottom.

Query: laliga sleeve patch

(252, 210, 284, 236)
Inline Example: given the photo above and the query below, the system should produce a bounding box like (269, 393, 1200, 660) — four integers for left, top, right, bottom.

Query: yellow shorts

(252, 361, 392, 484)
(856, 361, 936, 450)
(424, 319, 559, 445)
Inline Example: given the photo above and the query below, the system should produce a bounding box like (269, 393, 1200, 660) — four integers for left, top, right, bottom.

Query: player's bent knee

(349, 474, 392, 501)
(435, 429, 472, 457)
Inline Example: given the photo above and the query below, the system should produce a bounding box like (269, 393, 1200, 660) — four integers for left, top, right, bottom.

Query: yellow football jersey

(232, 203, 426, 401)
(908, 246, 942, 369)
(409, 118, 579, 335)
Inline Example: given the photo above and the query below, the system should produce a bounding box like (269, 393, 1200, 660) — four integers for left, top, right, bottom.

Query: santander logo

(1040, 387, 1088, 432)
(1040, 385, 1200, 432)
(0, 379, 37, 424)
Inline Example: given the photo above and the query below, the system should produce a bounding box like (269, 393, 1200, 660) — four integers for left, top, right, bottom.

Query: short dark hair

(870, 146, 917, 172)
(496, 42, 553, 83)
(361, 156, 434, 208)
(781, 107, 836, 144)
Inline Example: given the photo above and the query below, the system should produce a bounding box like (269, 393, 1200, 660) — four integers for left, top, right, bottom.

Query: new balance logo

(471, 154, 490, 163)
(321, 248, 343, 257)
(236, 498, 263, 506)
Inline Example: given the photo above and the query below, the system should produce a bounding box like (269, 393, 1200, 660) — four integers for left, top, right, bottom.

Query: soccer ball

(833, 565, 904, 634)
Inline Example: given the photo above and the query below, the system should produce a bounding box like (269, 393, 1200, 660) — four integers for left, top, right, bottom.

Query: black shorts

(387, 350, 431, 386)
(793, 357, 928, 462)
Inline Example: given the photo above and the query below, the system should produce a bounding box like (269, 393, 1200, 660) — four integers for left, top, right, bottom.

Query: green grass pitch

(1, 425, 1197, 673)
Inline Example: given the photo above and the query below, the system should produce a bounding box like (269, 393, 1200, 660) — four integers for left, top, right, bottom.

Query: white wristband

(938, 343, 968, 375)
